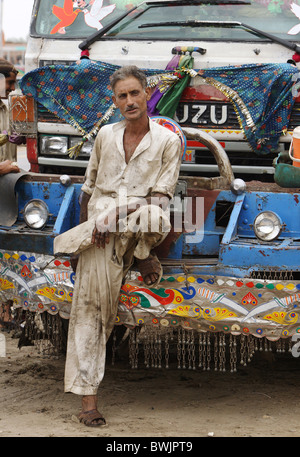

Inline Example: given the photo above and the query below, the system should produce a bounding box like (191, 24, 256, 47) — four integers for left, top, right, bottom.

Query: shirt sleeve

(81, 130, 102, 196)
(151, 134, 182, 199)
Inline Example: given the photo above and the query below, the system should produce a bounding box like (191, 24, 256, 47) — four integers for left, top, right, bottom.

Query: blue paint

(0, 177, 299, 277)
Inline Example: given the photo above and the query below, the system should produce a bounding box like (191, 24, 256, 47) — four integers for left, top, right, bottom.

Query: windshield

(33, 0, 300, 42)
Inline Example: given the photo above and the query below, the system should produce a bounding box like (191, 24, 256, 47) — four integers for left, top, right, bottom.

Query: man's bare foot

(73, 395, 106, 427)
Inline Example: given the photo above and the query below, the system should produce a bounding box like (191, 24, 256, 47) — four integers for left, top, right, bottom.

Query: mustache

(125, 105, 139, 112)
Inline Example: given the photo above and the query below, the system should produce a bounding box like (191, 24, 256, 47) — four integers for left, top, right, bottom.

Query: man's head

(110, 65, 150, 122)
(0, 58, 18, 99)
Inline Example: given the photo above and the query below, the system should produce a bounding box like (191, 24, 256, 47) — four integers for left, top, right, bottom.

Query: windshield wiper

(79, 2, 144, 50)
(139, 20, 300, 54)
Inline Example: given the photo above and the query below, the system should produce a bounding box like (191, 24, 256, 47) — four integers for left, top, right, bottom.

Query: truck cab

(14, 0, 300, 178)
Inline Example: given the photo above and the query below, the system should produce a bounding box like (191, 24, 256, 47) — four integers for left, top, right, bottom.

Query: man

(0, 58, 23, 171)
(54, 65, 181, 426)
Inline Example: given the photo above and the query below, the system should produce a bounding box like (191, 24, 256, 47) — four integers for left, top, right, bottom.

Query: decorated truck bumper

(0, 167, 299, 349)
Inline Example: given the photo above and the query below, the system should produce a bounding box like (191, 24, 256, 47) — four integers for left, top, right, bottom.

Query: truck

(2, 0, 300, 370)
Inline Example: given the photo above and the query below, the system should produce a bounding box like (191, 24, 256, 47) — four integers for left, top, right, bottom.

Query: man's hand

(0, 160, 20, 175)
(92, 208, 119, 248)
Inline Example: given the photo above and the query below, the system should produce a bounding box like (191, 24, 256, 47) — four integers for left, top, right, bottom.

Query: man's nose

(126, 94, 135, 105)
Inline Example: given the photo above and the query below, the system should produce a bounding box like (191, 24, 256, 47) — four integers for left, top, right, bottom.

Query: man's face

(1, 71, 17, 99)
(112, 76, 150, 122)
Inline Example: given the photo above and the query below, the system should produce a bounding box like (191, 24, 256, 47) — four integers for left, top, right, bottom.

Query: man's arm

(0, 160, 20, 175)
(79, 191, 91, 224)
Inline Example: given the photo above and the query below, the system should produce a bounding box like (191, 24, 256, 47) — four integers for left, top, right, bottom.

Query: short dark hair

(0, 58, 18, 78)
(110, 65, 147, 92)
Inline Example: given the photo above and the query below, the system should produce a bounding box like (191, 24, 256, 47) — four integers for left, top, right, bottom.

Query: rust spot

(259, 250, 267, 257)
(294, 194, 299, 204)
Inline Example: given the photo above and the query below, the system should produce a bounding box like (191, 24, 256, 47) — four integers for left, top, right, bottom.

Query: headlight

(253, 211, 282, 241)
(40, 135, 68, 155)
(24, 199, 49, 230)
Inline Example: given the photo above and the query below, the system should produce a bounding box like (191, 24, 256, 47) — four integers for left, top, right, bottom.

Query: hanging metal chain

(181, 328, 186, 369)
(157, 328, 162, 369)
(177, 327, 182, 369)
(190, 330, 196, 370)
(229, 334, 237, 373)
(202, 332, 207, 371)
(143, 325, 151, 369)
(198, 332, 203, 369)
(219, 333, 226, 372)
(206, 332, 211, 371)
(165, 331, 170, 369)
(214, 333, 219, 371)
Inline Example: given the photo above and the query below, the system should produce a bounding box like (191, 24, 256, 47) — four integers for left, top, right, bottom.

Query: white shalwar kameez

(54, 119, 181, 396)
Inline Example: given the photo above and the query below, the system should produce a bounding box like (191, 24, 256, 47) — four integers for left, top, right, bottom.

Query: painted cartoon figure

(81, 0, 116, 30)
(288, 2, 300, 35)
(50, 0, 82, 34)
(51, 0, 116, 34)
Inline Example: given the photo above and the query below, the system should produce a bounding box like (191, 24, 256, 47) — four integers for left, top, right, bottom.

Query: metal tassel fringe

(68, 138, 87, 159)
(68, 103, 116, 159)
(127, 327, 292, 372)
(22, 311, 64, 358)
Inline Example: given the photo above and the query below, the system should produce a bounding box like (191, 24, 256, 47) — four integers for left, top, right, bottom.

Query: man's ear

(145, 87, 151, 101)
(112, 95, 117, 107)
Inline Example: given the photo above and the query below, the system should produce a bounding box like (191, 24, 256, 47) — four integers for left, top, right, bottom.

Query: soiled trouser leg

(64, 236, 123, 396)
(64, 205, 170, 395)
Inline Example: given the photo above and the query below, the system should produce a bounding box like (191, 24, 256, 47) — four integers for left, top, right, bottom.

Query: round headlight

(253, 211, 282, 241)
(24, 199, 49, 230)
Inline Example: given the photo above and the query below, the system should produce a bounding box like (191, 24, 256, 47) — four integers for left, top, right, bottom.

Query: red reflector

(187, 140, 225, 148)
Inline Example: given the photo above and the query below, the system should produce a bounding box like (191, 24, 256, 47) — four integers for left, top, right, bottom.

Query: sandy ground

(1, 329, 300, 440)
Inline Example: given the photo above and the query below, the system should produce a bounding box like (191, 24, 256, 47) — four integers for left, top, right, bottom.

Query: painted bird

(288, 2, 300, 35)
(51, 0, 82, 35)
(83, 0, 116, 30)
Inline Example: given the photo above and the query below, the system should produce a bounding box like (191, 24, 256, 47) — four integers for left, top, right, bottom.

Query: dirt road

(1, 330, 300, 439)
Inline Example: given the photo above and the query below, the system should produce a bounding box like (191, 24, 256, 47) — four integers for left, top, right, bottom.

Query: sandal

(136, 253, 162, 287)
(73, 409, 106, 427)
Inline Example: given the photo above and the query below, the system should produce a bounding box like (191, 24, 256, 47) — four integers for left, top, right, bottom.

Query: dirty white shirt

(0, 100, 17, 161)
(81, 118, 182, 219)
(54, 118, 182, 257)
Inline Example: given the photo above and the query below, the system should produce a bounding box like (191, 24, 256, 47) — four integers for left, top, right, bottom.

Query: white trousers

(64, 205, 170, 395)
